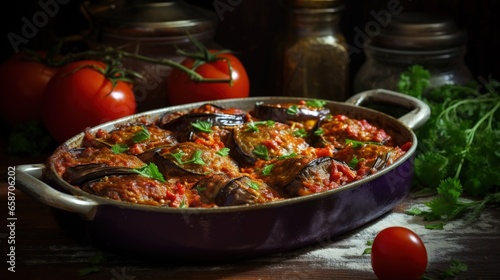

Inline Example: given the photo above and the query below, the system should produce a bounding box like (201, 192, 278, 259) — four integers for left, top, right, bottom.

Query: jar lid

(95, 0, 217, 38)
(368, 13, 467, 51)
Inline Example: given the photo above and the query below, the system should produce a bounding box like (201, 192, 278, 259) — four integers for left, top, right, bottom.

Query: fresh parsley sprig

(191, 120, 213, 133)
(171, 149, 206, 165)
(399, 65, 500, 227)
(133, 163, 165, 182)
(245, 120, 275, 132)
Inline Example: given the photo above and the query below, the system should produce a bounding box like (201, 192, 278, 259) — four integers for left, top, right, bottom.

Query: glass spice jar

(354, 13, 473, 93)
(272, 0, 349, 101)
(90, 0, 217, 112)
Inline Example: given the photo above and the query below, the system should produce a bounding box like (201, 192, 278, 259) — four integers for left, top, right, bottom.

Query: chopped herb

(345, 138, 381, 148)
(216, 147, 230, 156)
(245, 120, 275, 132)
(171, 150, 186, 165)
(195, 185, 206, 192)
(348, 156, 361, 169)
(248, 181, 260, 190)
(253, 144, 270, 160)
(179, 196, 188, 208)
(133, 163, 165, 182)
(306, 99, 326, 108)
(313, 128, 325, 136)
(191, 150, 206, 165)
(132, 126, 150, 143)
(440, 259, 468, 278)
(171, 149, 206, 165)
(293, 128, 308, 138)
(191, 120, 213, 133)
(362, 240, 373, 255)
(278, 152, 297, 160)
(287, 104, 299, 115)
(261, 164, 274, 175)
(111, 144, 128, 154)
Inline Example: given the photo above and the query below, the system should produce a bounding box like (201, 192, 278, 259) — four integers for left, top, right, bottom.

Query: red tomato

(0, 52, 58, 124)
(371, 226, 428, 280)
(42, 60, 136, 143)
(166, 51, 249, 105)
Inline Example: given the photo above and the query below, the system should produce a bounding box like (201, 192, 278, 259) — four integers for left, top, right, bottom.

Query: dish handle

(345, 89, 431, 130)
(15, 164, 98, 220)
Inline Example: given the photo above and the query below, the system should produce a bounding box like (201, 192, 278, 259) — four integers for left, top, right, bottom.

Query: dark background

(2, 0, 499, 98)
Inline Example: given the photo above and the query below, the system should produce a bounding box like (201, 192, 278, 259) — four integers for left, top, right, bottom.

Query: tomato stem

(53, 49, 232, 84)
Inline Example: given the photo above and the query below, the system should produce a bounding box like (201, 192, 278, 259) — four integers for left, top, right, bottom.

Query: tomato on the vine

(371, 226, 428, 280)
(42, 60, 136, 143)
(166, 50, 249, 105)
(0, 51, 59, 124)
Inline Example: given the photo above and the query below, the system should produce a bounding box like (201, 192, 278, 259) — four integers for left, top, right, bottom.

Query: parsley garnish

(287, 104, 299, 115)
(171, 149, 206, 165)
(191, 120, 213, 133)
(248, 181, 260, 190)
(253, 145, 270, 160)
(245, 120, 275, 132)
(216, 147, 230, 156)
(293, 128, 308, 138)
(261, 164, 274, 175)
(278, 152, 297, 160)
(306, 99, 326, 108)
(132, 126, 150, 143)
(313, 128, 325, 136)
(345, 139, 381, 148)
(133, 163, 165, 182)
(348, 156, 364, 169)
(111, 144, 128, 154)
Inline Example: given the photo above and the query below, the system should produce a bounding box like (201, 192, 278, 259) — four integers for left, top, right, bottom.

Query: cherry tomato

(42, 60, 136, 143)
(0, 52, 58, 124)
(371, 226, 428, 280)
(166, 51, 249, 105)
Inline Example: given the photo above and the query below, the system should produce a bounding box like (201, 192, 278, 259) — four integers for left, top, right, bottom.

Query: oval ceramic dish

(16, 89, 430, 260)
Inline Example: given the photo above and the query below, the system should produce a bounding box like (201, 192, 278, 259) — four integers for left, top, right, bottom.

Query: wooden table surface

(1, 158, 500, 280)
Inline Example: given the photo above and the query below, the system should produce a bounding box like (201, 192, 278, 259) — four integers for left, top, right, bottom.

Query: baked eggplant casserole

(48, 100, 412, 208)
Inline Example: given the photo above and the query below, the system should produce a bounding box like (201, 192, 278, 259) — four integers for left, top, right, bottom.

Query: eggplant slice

(259, 156, 357, 197)
(81, 174, 179, 207)
(153, 142, 241, 182)
(232, 122, 310, 165)
(194, 174, 284, 206)
(81, 124, 178, 155)
(252, 102, 330, 124)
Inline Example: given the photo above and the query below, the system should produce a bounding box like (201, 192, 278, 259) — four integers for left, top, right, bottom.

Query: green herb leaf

(216, 147, 230, 156)
(171, 150, 187, 165)
(245, 120, 275, 132)
(133, 163, 165, 182)
(248, 181, 260, 190)
(191, 120, 213, 133)
(261, 164, 274, 175)
(191, 149, 206, 165)
(345, 138, 381, 148)
(287, 104, 299, 115)
(278, 152, 297, 160)
(293, 128, 308, 138)
(314, 128, 324, 136)
(171, 149, 206, 165)
(440, 259, 468, 278)
(132, 126, 150, 143)
(111, 144, 129, 154)
(253, 144, 270, 160)
(306, 99, 326, 108)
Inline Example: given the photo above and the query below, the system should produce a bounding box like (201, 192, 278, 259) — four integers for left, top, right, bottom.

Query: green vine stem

(53, 49, 232, 84)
